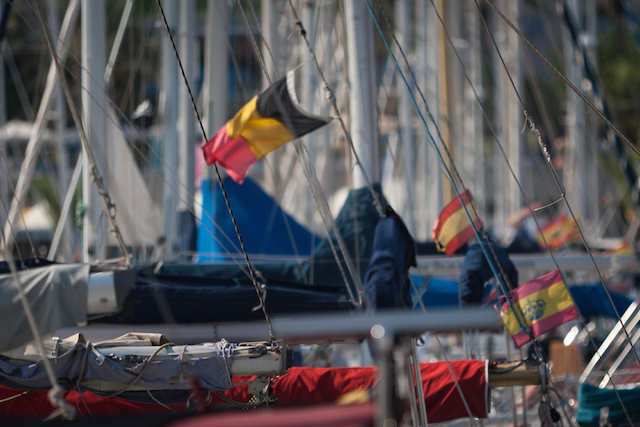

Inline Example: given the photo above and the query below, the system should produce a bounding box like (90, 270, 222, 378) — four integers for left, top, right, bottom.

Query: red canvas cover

(0, 360, 487, 423)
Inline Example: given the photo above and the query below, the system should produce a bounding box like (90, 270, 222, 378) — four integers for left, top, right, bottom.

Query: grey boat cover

(0, 333, 234, 393)
(0, 263, 89, 352)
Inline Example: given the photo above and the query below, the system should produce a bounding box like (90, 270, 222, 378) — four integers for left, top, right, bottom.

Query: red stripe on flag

(444, 221, 480, 255)
(202, 129, 258, 184)
(511, 331, 532, 347)
(432, 190, 473, 239)
(530, 305, 580, 337)
(511, 270, 562, 301)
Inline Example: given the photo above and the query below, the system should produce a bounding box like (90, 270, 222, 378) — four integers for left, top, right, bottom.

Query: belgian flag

(202, 70, 331, 183)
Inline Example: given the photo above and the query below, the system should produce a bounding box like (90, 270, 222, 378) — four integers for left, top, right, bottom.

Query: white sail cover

(0, 264, 89, 351)
(104, 108, 163, 248)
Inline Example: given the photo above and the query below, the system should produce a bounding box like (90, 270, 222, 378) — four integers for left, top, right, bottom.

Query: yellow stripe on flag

(436, 202, 480, 248)
(225, 96, 295, 159)
(499, 280, 574, 337)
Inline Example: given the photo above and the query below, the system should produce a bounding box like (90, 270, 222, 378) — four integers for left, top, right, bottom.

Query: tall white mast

(203, 0, 229, 172)
(48, 0, 72, 261)
(462, 0, 485, 220)
(492, 0, 522, 237)
(345, 0, 379, 188)
(177, 0, 196, 260)
(415, 0, 443, 239)
(396, 0, 416, 233)
(261, 0, 284, 195)
(81, 0, 108, 262)
(160, 0, 179, 257)
(2, 0, 79, 254)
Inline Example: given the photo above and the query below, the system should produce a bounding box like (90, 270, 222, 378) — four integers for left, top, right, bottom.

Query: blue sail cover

(364, 207, 416, 310)
(197, 177, 319, 260)
(96, 186, 385, 325)
(458, 241, 518, 307)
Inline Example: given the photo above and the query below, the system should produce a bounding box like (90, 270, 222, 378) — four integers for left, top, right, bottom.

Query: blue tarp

(197, 177, 319, 261)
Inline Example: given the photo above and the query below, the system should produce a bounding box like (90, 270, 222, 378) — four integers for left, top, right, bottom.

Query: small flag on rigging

(495, 269, 580, 348)
(431, 190, 483, 256)
(202, 69, 332, 184)
(535, 213, 580, 250)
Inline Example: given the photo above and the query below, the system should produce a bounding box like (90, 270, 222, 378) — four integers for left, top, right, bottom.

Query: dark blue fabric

(458, 241, 517, 306)
(568, 284, 633, 321)
(364, 208, 416, 310)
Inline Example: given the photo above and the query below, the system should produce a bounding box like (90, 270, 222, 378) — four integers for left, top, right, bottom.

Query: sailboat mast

(177, 0, 197, 260)
(81, 0, 107, 262)
(0, 5, 6, 231)
(160, 0, 179, 257)
(345, 0, 379, 188)
(48, 0, 72, 262)
(395, 0, 416, 234)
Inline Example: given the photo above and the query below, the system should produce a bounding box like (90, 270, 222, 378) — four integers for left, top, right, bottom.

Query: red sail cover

(0, 361, 487, 423)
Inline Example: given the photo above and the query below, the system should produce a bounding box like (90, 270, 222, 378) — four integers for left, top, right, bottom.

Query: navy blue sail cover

(458, 240, 518, 306)
(364, 207, 417, 310)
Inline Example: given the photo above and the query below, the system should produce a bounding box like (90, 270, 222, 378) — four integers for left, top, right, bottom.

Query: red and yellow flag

(202, 70, 331, 184)
(535, 214, 580, 250)
(432, 190, 483, 256)
(496, 270, 579, 347)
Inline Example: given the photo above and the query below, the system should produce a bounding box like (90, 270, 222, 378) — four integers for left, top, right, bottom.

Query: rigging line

(364, 0, 531, 340)
(32, 0, 132, 268)
(294, 141, 362, 306)
(367, 2, 530, 419)
(234, 2, 310, 267)
(243, 0, 279, 80)
(235, 0, 272, 85)
(0, 232, 74, 418)
(374, 0, 522, 299)
(236, 0, 364, 302)
(433, 334, 479, 426)
(248, 4, 330, 264)
(0, 149, 28, 263)
(2, 42, 35, 122)
(28, 20, 254, 271)
(477, 6, 638, 420)
(481, 0, 640, 366)
(483, 0, 640, 161)
(374, 0, 520, 297)
(559, 0, 640, 216)
(156, 0, 274, 341)
(286, 0, 385, 219)
(473, 0, 637, 375)
(474, 0, 567, 198)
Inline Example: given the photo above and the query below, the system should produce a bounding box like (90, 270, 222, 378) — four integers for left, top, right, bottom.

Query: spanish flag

(535, 214, 580, 250)
(432, 190, 483, 256)
(496, 270, 579, 347)
(202, 70, 331, 183)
